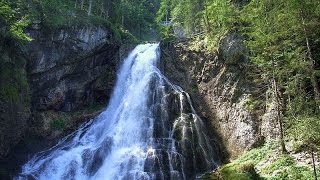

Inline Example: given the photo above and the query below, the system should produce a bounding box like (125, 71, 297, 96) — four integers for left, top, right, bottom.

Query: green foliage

(244, 95, 257, 111)
(263, 155, 295, 174)
(263, 155, 318, 180)
(157, 0, 237, 48)
(0, 1, 30, 104)
(202, 142, 319, 179)
(158, 26, 176, 42)
(50, 118, 66, 131)
(237, 142, 278, 165)
(0, 84, 19, 103)
(0, 0, 32, 42)
(218, 163, 260, 180)
(200, 143, 277, 180)
(239, 0, 320, 154)
(9, 17, 32, 42)
(1, 0, 160, 42)
(0, 52, 29, 104)
(285, 116, 320, 151)
(201, 160, 263, 180)
(37, 0, 77, 28)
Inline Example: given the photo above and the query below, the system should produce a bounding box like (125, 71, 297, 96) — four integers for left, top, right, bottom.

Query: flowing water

(17, 44, 220, 180)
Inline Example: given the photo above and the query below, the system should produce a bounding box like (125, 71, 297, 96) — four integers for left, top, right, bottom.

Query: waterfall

(17, 44, 220, 180)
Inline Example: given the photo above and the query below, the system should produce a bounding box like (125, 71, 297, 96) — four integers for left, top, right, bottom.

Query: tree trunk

(300, 10, 320, 109)
(100, 2, 104, 17)
(81, 0, 85, 10)
(311, 148, 318, 180)
(88, 0, 93, 16)
(139, 23, 142, 41)
(271, 56, 287, 154)
(105, 0, 110, 19)
(272, 77, 287, 154)
(121, 0, 124, 26)
(75, 0, 78, 8)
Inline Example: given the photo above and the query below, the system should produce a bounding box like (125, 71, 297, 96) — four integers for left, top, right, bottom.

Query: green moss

(220, 163, 259, 180)
(50, 103, 104, 132)
(262, 155, 319, 180)
(263, 155, 295, 174)
(201, 162, 262, 180)
(0, 56, 30, 104)
(205, 143, 276, 180)
(0, 84, 19, 103)
(200, 173, 219, 180)
(236, 142, 277, 165)
(243, 95, 258, 111)
(50, 118, 66, 131)
(200, 142, 320, 180)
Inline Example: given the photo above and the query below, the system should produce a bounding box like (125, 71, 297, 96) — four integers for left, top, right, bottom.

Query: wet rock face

(0, 41, 30, 159)
(25, 26, 119, 112)
(0, 101, 29, 158)
(160, 32, 279, 158)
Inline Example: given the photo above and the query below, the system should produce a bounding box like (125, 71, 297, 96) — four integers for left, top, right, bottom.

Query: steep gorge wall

(161, 33, 280, 158)
(25, 26, 120, 139)
(0, 24, 123, 177)
(26, 26, 118, 112)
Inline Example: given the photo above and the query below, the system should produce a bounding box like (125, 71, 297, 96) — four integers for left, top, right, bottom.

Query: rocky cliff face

(24, 25, 120, 138)
(0, 39, 30, 159)
(161, 32, 280, 158)
(0, 25, 122, 178)
(26, 26, 118, 112)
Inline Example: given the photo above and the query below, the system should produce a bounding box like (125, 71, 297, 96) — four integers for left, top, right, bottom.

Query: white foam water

(17, 44, 220, 180)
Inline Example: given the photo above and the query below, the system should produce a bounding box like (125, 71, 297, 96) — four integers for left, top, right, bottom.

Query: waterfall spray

(17, 44, 220, 180)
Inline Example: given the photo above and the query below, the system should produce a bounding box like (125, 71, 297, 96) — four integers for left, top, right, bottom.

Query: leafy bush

(0, 0, 32, 42)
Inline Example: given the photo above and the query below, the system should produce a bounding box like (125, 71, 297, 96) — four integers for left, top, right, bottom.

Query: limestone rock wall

(0, 25, 121, 178)
(160, 32, 279, 158)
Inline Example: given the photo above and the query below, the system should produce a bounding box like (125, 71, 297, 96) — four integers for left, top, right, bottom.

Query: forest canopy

(0, 0, 160, 42)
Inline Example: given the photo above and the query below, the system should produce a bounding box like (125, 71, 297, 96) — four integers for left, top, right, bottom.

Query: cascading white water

(17, 44, 220, 180)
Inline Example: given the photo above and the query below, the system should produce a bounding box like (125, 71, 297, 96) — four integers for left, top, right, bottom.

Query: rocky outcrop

(0, 99, 29, 159)
(21, 25, 121, 139)
(161, 32, 279, 158)
(0, 24, 122, 178)
(0, 41, 30, 159)
(26, 26, 119, 112)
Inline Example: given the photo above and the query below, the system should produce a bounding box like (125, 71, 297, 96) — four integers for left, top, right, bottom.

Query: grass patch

(201, 141, 319, 180)
(263, 155, 319, 180)
(263, 155, 295, 174)
(236, 142, 277, 165)
(201, 162, 263, 180)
